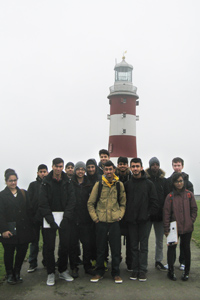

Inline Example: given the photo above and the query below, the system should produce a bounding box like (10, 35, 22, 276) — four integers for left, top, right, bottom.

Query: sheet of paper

(43, 211, 64, 228)
(167, 221, 178, 245)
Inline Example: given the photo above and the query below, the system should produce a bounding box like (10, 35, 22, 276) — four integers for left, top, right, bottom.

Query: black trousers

(3, 243, 28, 275)
(167, 231, 192, 273)
(70, 222, 92, 271)
(95, 221, 121, 277)
(28, 222, 46, 267)
(43, 227, 71, 274)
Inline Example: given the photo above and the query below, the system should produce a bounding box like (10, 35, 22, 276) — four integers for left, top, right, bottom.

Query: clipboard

(167, 221, 178, 246)
(43, 212, 64, 228)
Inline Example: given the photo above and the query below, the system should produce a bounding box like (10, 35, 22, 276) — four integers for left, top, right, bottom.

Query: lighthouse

(107, 55, 139, 164)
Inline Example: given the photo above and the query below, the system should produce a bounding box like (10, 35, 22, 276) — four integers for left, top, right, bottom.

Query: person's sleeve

(163, 194, 171, 234)
(148, 181, 159, 217)
(39, 183, 54, 225)
(63, 182, 76, 221)
(190, 193, 198, 223)
(119, 182, 126, 219)
(87, 182, 99, 222)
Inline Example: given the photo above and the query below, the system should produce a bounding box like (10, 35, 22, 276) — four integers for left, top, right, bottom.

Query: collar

(102, 173, 119, 188)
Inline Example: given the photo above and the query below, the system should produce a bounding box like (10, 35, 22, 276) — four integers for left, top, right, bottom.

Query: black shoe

(71, 268, 79, 279)
(167, 272, 177, 281)
(138, 272, 147, 282)
(155, 261, 167, 271)
(27, 265, 37, 273)
(85, 268, 95, 276)
(7, 274, 16, 285)
(181, 272, 189, 281)
(15, 273, 23, 283)
(130, 272, 138, 280)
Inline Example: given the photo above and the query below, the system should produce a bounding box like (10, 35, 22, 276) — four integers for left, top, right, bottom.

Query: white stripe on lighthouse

(109, 114, 136, 136)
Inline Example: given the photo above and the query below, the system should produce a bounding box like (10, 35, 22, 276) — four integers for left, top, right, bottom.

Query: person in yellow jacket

(87, 160, 126, 284)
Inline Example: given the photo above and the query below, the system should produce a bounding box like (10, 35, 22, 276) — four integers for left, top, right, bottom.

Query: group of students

(0, 149, 198, 286)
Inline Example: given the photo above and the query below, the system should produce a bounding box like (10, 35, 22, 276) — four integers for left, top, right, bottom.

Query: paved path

(0, 231, 200, 300)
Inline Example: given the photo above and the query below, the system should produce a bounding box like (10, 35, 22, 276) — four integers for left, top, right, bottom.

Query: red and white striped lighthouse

(107, 56, 139, 163)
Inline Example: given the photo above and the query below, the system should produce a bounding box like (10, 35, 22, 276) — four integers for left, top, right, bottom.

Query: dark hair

(99, 149, 110, 157)
(38, 164, 48, 171)
(171, 172, 185, 188)
(65, 162, 74, 169)
(172, 157, 184, 166)
(117, 156, 128, 164)
(52, 158, 64, 166)
(130, 158, 143, 167)
(4, 168, 18, 182)
(104, 160, 115, 168)
(86, 159, 97, 167)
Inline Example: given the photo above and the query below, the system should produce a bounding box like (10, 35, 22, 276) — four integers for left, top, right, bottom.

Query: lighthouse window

(122, 129, 126, 134)
(122, 98, 126, 103)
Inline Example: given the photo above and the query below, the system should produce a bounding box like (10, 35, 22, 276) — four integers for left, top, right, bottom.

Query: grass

(192, 199, 200, 247)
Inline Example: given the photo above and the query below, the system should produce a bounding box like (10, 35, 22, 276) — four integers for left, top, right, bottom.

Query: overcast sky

(0, 0, 200, 193)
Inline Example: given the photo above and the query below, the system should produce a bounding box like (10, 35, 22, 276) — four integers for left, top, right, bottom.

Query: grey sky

(0, 0, 199, 192)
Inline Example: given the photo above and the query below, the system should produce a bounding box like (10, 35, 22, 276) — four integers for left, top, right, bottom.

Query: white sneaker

(164, 264, 168, 269)
(180, 264, 185, 271)
(47, 273, 55, 286)
(59, 270, 74, 282)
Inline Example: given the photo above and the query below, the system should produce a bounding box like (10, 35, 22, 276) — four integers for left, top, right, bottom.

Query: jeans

(128, 221, 150, 273)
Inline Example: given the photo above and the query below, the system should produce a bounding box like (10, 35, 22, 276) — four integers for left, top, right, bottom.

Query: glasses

(175, 180, 184, 184)
(8, 179, 17, 183)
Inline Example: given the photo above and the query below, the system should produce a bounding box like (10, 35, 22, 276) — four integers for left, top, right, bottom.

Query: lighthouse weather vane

(122, 50, 127, 60)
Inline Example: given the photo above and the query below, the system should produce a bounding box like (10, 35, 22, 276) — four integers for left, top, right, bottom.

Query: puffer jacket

(87, 180, 126, 223)
(145, 168, 169, 222)
(163, 189, 197, 235)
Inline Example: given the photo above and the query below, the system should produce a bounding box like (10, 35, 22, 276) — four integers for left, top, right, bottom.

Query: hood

(145, 168, 166, 179)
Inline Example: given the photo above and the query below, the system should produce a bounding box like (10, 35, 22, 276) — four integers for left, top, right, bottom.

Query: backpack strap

(20, 189, 26, 204)
(95, 181, 103, 208)
(95, 181, 121, 208)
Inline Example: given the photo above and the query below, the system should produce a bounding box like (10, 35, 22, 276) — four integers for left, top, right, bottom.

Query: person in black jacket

(0, 169, 34, 285)
(145, 157, 169, 271)
(39, 158, 76, 286)
(167, 157, 194, 271)
(27, 164, 48, 273)
(70, 161, 95, 278)
(125, 158, 159, 282)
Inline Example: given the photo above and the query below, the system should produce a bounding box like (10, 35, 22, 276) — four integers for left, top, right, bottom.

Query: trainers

(180, 264, 185, 271)
(27, 265, 37, 273)
(130, 272, 138, 280)
(114, 276, 123, 283)
(138, 272, 147, 282)
(47, 273, 55, 286)
(164, 264, 168, 269)
(155, 261, 167, 271)
(90, 275, 103, 282)
(59, 270, 74, 282)
(71, 268, 79, 279)
(181, 272, 189, 281)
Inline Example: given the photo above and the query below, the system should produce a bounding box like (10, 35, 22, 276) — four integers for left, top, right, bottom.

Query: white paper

(43, 211, 64, 228)
(167, 221, 178, 245)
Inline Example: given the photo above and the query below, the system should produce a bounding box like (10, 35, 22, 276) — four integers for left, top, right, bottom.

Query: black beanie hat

(149, 157, 160, 168)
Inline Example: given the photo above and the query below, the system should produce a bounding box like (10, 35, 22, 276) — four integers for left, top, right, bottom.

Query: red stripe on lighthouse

(109, 96, 137, 115)
(108, 135, 137, 158)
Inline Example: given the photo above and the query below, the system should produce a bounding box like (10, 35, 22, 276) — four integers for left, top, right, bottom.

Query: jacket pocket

(96, 209, 106, 222)
(111, 208, 120, 222)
